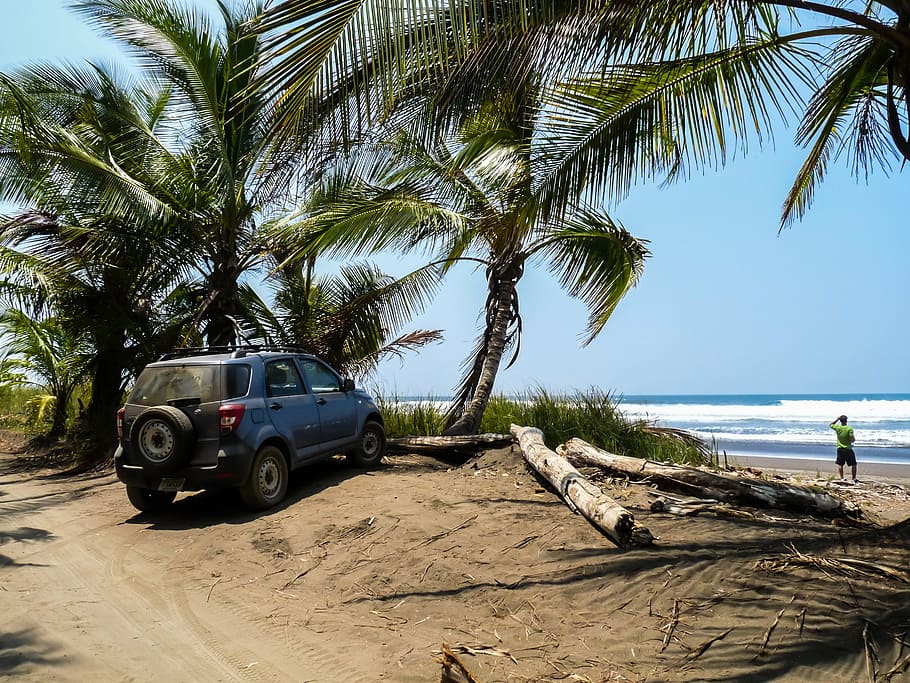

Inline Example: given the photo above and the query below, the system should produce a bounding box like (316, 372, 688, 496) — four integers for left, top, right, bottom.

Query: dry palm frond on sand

(755, 545, 910, 584)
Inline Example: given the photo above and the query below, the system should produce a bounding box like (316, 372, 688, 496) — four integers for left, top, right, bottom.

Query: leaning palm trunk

(444, 270, 518, 435)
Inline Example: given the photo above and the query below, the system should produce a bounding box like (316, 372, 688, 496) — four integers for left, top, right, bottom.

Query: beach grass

(378, 387, 713, 466)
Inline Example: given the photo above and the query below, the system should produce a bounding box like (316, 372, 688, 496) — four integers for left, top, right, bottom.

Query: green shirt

(830, 423, 855, 449)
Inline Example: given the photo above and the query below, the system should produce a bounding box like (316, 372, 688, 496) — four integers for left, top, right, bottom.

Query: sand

(3, 437, 910, 682)
(728, 453, 910, 484)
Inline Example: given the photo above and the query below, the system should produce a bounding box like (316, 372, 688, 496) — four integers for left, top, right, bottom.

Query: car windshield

(130, 365, 220, 406)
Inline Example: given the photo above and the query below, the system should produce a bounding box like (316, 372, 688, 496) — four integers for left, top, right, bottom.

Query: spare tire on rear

(129, 406, 195, 474)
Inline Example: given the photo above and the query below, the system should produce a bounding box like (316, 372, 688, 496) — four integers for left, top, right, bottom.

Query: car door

(264, 359, 322, 458)
(296, 357, 358, 444)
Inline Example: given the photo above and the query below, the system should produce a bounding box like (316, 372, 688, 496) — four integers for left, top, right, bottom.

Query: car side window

(265, 360, 305, 397)
(224, 364, 251, 399)
(298, 359, 343, 394)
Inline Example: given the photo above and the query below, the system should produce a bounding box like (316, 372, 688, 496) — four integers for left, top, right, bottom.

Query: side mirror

(343, 378, 355, 392)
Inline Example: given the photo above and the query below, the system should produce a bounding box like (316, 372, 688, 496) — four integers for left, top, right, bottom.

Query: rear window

(129, 364, 220, 406)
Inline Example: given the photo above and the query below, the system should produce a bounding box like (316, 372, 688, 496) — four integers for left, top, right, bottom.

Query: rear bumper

(115, 444, 254, 491)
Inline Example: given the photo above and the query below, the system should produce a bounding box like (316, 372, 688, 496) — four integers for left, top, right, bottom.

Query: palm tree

(69, 0, 305, 345)
(0, 0, 311, 456)
(0, 60, 202, 456)
(591, 1, 910, 226)
(0, 310, 86, 439)
(0, 1, 447, 456)
(275, 93, 650, 434)
(255, 0, 909, 230)
(241, 258, 443, 378)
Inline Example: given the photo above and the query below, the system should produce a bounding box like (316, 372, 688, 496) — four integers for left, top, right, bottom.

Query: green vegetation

(0, 385, 60, 434)
(379, 388, 713, 466)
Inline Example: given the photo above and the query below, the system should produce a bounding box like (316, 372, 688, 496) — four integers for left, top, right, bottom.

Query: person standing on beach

(829, 415, 857, 483)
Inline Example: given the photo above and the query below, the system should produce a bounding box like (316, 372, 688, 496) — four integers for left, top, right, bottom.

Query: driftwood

(386, 433, 514, 455)
(510, 424, 653, 548)
(559, 438, 860, 518)
(650, 497, 755, 519)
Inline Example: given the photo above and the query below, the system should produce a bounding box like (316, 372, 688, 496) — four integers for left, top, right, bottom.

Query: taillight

(116, 407, 125, 439)
(219, 404, 246, 435)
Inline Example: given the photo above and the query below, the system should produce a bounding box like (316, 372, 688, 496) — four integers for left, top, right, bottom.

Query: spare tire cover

(129, 406, 196, 474)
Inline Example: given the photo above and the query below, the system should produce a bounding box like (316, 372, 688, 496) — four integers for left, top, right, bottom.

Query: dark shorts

(836, 448, 856, 467)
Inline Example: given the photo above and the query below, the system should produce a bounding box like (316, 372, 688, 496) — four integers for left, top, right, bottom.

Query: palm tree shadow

(0, 627, 67, 674)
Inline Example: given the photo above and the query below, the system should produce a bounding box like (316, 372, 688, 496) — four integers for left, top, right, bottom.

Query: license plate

(158, 477, 185, 492)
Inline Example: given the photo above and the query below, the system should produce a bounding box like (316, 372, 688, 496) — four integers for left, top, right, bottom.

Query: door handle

(269, 402, 282, 410)
(316, 398, 326, 405)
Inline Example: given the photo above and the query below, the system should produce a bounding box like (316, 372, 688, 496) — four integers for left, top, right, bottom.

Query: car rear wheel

(126, 486, 178, 513)
(240, 446, 289, 510)
(129, 406, 195, 474)
(347, 420, 386, 468)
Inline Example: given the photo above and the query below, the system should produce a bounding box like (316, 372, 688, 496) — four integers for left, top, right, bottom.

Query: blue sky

(3, 1, 908, 397)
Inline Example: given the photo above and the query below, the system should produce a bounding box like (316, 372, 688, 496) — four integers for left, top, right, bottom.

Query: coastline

(726, 453, 910, 485)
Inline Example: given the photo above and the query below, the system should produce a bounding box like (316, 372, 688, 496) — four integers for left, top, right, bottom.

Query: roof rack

(158, 345, 310, 361)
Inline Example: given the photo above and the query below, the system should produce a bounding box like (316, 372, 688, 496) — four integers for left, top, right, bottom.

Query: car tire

(126, 486, 178, 513)
(347, 420, 386, 468)
(240, 446, 289, 510)
(129, 406, 195, 474)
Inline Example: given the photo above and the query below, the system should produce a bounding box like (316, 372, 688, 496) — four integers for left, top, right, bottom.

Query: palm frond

(783, 33, 897, 226)
(532, 207, 649, 346)
(534, 32, 817, 219)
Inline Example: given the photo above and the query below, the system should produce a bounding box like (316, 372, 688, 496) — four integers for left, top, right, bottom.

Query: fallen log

(510, 424, 653, 548)
(386, 433, 514, 455)
(559, 438, 859, 518)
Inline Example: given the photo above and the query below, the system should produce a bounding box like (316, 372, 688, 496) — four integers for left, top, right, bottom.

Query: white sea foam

(621, 399, 910, 424)
(690, 429, 910, 448)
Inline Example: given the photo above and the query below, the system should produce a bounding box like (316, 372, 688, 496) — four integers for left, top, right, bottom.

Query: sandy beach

(727, 453, 910, 484)
(4, 436, 910, 682)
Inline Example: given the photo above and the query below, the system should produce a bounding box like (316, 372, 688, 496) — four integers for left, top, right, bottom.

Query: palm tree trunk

(49, 392, 69, 440)
(205, 258, 240, 347)
(76, 345, 129, 464)
(443, 273, 517, 436)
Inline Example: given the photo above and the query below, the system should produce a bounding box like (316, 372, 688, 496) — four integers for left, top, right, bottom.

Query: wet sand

(727, 453, 910, 484)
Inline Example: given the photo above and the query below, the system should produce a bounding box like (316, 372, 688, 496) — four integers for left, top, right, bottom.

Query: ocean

(619, 393, 910, 465)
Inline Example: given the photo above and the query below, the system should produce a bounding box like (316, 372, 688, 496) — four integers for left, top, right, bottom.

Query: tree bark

(444, 267, 519, 436)
(387, 434, 514, 455)
(510, 425, 653, 548)
(560, 438, 859, 518)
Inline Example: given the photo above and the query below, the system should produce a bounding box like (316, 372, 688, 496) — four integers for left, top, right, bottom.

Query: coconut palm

(0, 59, 204, 455)
(274, 91, 650, 434)
(585, 0, 910, 226)
(0, 0, 307, 456)
(0, 310, 86, 439)
(256, 0, 909, 230)
(68, 0, 306, 345)
(0, 208, 195, 454)
(240, 258, 443, 378)
(0, 0, 448, 456)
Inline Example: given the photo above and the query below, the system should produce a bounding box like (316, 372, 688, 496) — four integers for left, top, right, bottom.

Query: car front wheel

(126, 486, 178, 513)
(240, 446, 289, 510)
(347, 421, 386, 468)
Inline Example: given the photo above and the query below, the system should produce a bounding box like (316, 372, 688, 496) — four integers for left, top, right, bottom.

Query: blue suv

(115, 347, 386, 512)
